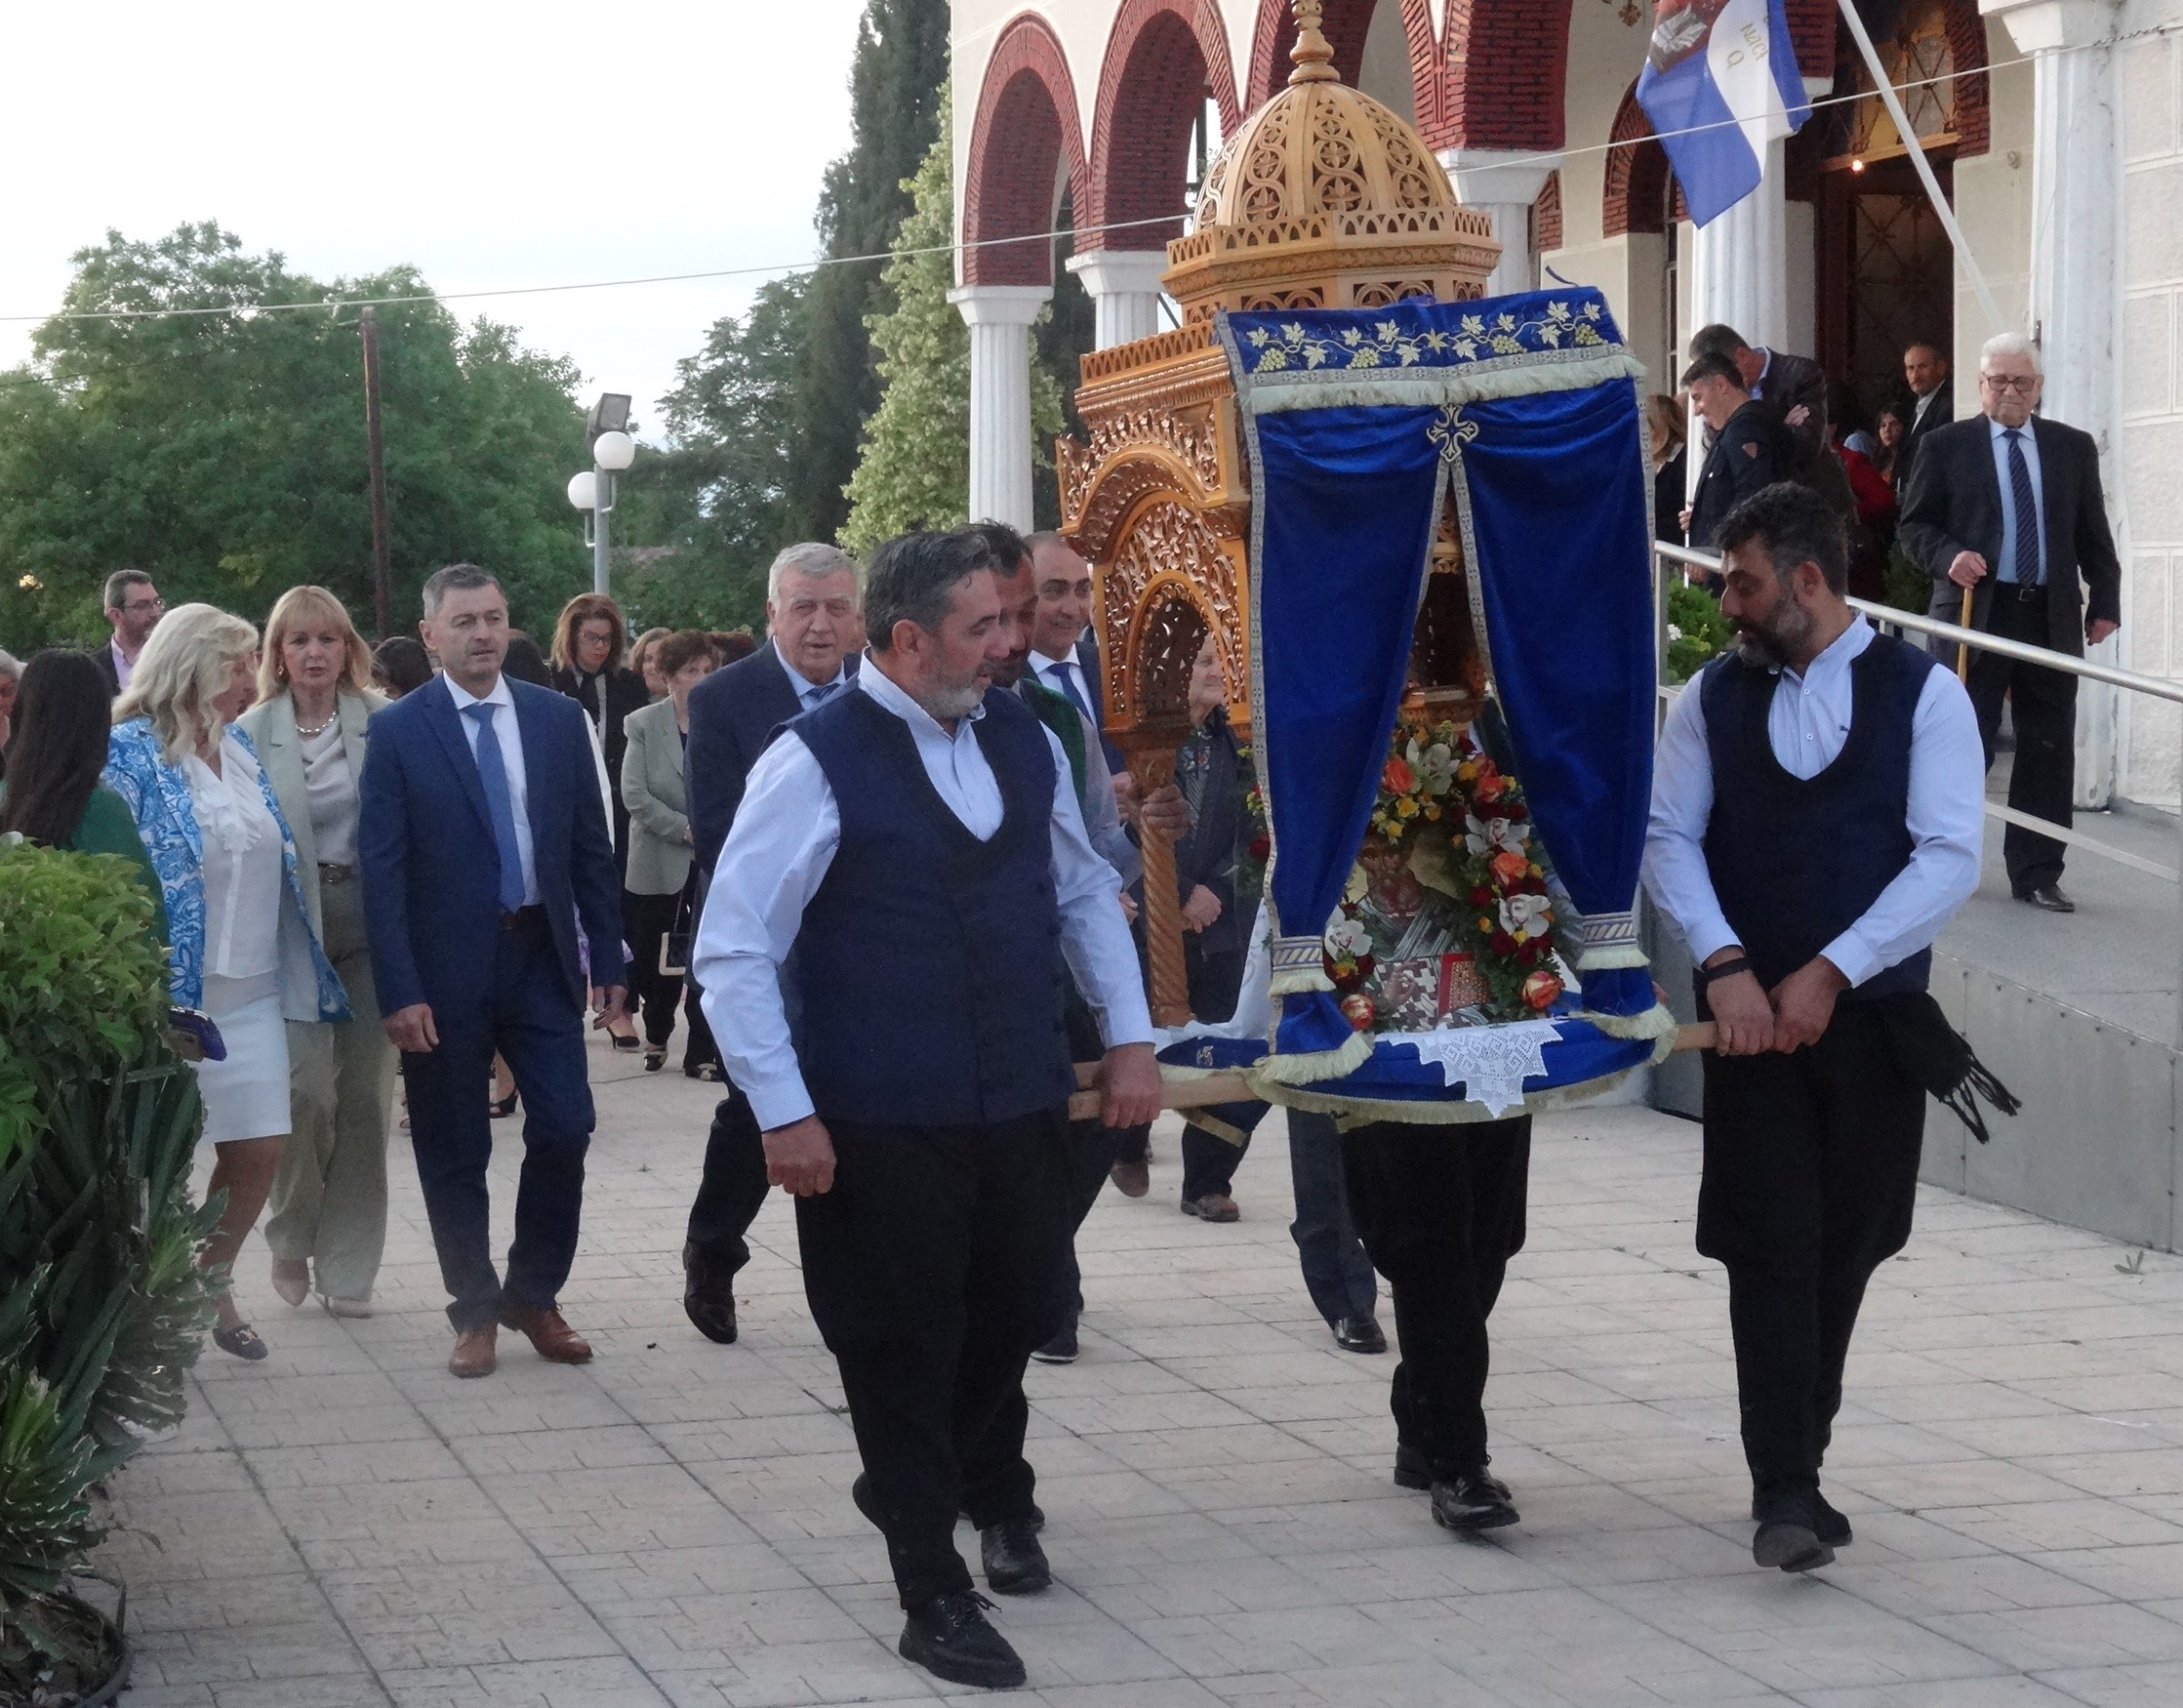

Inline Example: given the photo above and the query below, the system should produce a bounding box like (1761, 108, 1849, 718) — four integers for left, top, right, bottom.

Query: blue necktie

(2004, 428, 2043, 588)
(463, 702, 527, 915)
(1048, 660, 1094, 723)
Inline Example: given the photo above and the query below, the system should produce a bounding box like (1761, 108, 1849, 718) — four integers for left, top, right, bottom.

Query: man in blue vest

(693, 528, 1161, 1691)
(1644, 482, 1984, 1573)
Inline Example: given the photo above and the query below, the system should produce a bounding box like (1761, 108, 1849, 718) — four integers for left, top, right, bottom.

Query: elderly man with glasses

(1898, 332, 2122, 915)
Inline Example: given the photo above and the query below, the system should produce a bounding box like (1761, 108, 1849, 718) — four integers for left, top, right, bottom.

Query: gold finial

(1288, 0, 1339, 83)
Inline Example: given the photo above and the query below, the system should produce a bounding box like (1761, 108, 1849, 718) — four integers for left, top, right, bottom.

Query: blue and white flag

(1636, 0, 1810, 226)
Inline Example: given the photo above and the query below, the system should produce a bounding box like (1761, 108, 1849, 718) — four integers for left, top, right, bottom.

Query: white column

(1987, 0, 2124, 807)
(1439, 149, 1563, 299)
(1688, 138, 1789, 352)
(1066, 250, 1169, 349)
(948, 283, 1051, 531)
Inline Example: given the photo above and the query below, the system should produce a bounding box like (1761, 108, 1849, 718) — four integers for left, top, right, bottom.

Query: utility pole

(359, 306, 393, 639)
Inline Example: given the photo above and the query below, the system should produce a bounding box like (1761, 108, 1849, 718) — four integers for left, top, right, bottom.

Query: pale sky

(1, 0, 869, 443)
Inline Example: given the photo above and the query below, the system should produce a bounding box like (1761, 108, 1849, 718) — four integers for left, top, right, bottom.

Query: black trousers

(1342, 1117, 1530, 1477)
(687, 1080, 771, 1269)
(795, 1112, 1071, 1608)
(623, 888, 716, 1065)
(1698, 1002, 1925, 1501)
(401, 913, 593, 1332)
(1965, 586, 2077, 891)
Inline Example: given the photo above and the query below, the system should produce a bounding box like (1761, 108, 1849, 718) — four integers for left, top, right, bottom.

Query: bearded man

(1643, 482, 1983, 1574)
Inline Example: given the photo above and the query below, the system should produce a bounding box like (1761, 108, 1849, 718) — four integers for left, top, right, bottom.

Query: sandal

(213, 1322, 269, 1362)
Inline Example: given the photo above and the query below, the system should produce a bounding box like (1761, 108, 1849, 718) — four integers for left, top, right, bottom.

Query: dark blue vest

(790, 684, 1074, 1126)
(1699, 631, 1938, 1001)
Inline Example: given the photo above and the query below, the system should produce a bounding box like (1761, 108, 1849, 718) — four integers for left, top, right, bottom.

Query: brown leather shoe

(499, 1303, 593, 1363)
(1110, 1156, 1151, 1198)
(448, 1325, 498, 1378)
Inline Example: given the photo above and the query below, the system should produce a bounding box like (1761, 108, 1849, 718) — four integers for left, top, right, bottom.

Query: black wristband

(1697, 955, 1753, 988)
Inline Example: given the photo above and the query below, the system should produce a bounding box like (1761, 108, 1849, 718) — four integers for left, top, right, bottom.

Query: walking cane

(1956, 584, 1974, 682)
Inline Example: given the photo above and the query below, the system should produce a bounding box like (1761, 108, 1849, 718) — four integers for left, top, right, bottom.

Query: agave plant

(0, 842, 219, 1698)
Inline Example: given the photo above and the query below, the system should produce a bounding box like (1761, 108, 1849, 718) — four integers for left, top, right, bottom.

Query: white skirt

(194, 974, 292, 1145)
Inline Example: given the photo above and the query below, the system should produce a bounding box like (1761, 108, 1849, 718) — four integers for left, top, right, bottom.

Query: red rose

(1522, 970, 1564, 1011)
(1490, 930, 1516, 956)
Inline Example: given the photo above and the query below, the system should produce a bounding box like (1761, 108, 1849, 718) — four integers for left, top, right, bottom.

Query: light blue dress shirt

(1990, 418, 2048, 586)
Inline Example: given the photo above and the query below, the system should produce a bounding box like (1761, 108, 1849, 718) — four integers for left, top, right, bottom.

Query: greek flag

(1636, 0, 1810, 226)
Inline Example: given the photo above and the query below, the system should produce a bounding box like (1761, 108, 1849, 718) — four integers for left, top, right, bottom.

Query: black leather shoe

(1031, 1319, 1078, 1364)
(981, 1517, 1052, 1595)
(1752, 1487, 1851, 1547)
(2016, 882, 2076, 914)
(681, 1241, 738, 1345)
(1752, 1487, 1835, 1572)
(1397, 1443, 1509, 1501)
(899, 1590, 1026, 1690)
(1332, 1314, 1387, 1354)
(1430, 1471, 1518, 1531)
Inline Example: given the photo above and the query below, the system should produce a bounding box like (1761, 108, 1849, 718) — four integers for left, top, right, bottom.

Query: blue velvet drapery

(1216, 289, 1665, 1107)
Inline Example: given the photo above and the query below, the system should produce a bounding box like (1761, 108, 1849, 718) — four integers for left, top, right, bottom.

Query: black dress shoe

(1752, 1487, 1851, 1547)
(899, 1590, 1026, 1690)
(1752, 1488, 1835, 1573)
(1430, 1471, 1518, 1531)
(1031, 1318, 1078, 1363)
(2016, 882, 2076, 914)
(681, 1241, 738, 1344)
(1396, 1443, 1509, 1501)
(980, 1517, 1052, 1595)
(1332, 1314, 1387, 1354)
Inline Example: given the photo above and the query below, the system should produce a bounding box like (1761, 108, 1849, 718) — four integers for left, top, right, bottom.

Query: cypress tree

(789, 0, 951, 544)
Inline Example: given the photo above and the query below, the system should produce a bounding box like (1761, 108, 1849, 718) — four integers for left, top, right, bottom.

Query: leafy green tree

(612, 274, 809, 631)
(0, 223, 589, 651)
(842, 100, 1064, 558)
(790, 0, 951, 544)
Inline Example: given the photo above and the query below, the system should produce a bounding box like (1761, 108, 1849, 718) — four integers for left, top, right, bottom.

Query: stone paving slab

(92, 1037, 2183, 1706)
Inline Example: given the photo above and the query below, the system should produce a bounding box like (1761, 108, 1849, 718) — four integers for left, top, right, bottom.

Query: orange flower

(1489, 848, 1530, 889)
(1382, 754, 1417, 795)
(1521, 970, 1563, 1011)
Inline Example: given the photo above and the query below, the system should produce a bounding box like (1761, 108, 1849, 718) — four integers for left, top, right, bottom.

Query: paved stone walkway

(98, 1040, 2183, 1707)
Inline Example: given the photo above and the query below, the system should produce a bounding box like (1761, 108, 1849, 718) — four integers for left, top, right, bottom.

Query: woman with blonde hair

(104, 602, 348, 1360)
(238, 588, 395, 1319)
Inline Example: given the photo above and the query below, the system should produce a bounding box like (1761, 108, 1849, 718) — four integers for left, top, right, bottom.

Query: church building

(949, 0, 2183, 804)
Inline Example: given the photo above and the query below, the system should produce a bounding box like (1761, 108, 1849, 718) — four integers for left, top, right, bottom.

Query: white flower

(1464, 811, 1527, 856)
(1498, 893, 1553, 937)
(1324, 915, 1372, 958)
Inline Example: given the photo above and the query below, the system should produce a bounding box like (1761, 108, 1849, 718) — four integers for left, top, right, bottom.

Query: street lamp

(568, 393, 637, 595)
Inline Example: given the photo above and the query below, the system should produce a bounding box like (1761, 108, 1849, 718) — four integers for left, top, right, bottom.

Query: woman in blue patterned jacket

(104, 603, 348, 1361)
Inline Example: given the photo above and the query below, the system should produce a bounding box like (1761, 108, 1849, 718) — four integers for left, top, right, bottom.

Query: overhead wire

(0, 18, 2173, 337)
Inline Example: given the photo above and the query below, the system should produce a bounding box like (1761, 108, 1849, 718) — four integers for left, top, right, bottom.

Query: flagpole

(1835, 0, 2004, 335)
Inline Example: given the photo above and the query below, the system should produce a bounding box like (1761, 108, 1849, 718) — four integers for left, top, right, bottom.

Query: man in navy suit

(360, 562, 627, 1378)
(678, 542, 861, 1341)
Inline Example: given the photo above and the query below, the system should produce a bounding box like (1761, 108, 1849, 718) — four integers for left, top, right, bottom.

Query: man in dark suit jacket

(1900, 341, 1954, 483)
(359, 562, 627, 1378)
(678, 542, 861, 1340)
(1897, 334, 2122, 912)
(1682, 354, 1792, 552)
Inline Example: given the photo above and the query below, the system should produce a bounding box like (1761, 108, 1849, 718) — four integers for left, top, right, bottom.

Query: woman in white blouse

(105, 604, 348, 1362)
(239, 588, 395, 1320)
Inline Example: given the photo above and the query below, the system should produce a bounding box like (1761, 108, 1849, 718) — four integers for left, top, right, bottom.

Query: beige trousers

(264, 875, 397, 1300)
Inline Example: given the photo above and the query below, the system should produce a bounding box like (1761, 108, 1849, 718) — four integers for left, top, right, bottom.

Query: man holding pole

(692, 529, 1160, 1691)
(1645, 482, 1984, 1573)
(1897, 332, 2122, 914)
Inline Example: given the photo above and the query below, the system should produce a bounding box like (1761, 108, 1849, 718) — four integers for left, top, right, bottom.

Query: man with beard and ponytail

(1643, 482, 1984, 1574)
(693, 528, 1161, 1691)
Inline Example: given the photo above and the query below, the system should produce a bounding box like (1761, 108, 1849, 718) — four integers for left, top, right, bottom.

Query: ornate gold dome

(1161, 0, 1498, 322)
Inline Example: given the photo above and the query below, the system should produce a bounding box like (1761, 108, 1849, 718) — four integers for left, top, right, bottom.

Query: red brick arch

(961, 13, 1091, 287)
(1085, 0, 1244, 251)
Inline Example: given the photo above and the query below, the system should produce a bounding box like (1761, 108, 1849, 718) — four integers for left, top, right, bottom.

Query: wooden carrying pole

(1065, 1024, 1720, 1120)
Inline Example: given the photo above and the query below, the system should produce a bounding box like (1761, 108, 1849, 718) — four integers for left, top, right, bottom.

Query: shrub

(0, 841, 219, 1701)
